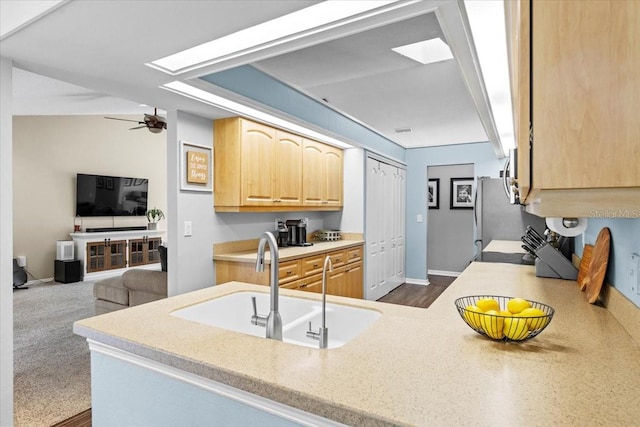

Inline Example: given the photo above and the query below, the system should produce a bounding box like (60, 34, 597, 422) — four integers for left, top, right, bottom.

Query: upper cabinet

(302, 139, 343, 207)
(506, 0, 640, 217)
(214, 117, 343, 212)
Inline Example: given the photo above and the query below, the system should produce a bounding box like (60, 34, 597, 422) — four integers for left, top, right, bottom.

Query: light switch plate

(184, 221, 192, 237)
(416, 214, 423, 223)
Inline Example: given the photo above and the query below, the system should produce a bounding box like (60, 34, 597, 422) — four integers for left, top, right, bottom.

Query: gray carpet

(13, 280, 95, 426)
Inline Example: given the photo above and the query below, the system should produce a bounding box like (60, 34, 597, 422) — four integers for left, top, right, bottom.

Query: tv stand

(86, 226, 148, 232)
(70, 229, 165, 281)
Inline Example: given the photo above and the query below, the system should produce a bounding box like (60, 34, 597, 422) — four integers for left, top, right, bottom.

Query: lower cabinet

(86, 239, 127, 273)
(129, 237, 163, 267)
(216, 244, 364, 299)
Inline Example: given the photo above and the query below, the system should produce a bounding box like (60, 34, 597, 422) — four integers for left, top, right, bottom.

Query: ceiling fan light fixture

(391, 38, 453, 65)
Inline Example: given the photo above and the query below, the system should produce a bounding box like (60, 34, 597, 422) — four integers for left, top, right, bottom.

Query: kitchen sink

(171, 291, 381, 349)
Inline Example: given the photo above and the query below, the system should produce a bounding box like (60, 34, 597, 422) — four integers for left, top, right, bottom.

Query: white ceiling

(1, 0, 507, 153)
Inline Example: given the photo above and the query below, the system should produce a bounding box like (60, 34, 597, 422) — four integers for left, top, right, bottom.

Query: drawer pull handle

(313, 264, 319, 268)
(300, 283, 307, 288)
(286, 271, 292, 275)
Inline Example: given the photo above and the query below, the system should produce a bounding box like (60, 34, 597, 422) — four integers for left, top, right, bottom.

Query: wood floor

(53, 274, 455, 427)
(377, 275, 456, 308)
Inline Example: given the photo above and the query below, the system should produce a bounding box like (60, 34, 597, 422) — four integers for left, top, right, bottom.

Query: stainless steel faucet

(253, 231, 282, 341)
(306, 255, 332, 349)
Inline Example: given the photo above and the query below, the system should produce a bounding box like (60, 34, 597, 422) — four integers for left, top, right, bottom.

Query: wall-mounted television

(76, 173, 148, 217)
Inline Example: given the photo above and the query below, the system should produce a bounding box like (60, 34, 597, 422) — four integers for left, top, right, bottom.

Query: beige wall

(13, 115, 167, 279)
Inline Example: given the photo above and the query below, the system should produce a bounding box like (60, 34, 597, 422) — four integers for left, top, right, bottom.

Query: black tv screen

(76, 174, 148, 217)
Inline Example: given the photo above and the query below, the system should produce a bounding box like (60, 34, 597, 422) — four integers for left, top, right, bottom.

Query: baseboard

(404, 278, 429, 286)
(428, 270, 461, 278)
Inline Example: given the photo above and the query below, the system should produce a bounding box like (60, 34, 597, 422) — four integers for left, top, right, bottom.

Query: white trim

(365, 151, 407, 170)
(404, 277, 430, 286)
(87, 340, 346, 427)
(428, 270, 461, 277)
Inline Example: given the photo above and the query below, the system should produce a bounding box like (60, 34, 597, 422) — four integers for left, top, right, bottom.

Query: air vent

(394, 127, 412, 134)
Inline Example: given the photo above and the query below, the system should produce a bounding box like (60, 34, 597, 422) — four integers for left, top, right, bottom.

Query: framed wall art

(450, 177, 474, 209)
(180, 141, 212, 192)
(428, 178, 439, 209)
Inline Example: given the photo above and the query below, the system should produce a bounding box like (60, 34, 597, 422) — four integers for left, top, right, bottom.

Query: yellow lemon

(507, 298, 531, 314)
(463, 305, 484, 329)
(476, 298, 500, 312)
(499, 310, 513, 317)
(503, 317, 529, 340)
(518, 307, 548, 330)
(480, 310, 504, 339)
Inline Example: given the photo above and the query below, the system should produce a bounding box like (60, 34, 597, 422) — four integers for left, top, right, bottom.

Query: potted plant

(146, 207, 165, 230)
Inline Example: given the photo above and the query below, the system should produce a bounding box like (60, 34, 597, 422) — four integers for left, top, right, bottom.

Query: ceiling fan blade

(105, 116, 141, 123)
(129, 125, 147, 130)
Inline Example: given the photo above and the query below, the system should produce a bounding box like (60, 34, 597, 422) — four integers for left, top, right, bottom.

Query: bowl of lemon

(454, 296, 554, 342)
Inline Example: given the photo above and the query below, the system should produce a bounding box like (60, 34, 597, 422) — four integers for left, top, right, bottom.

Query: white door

(365, 157, 406, 300)
(366, 158, 385, 300)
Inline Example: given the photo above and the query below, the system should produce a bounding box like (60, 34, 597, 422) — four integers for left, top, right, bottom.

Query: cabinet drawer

(288, 273, 323, 293)
(345, 246, 363, 264)
(327, 250, 346, 268)
(301, 254, 325, 277)
(278, 259, 301, 284)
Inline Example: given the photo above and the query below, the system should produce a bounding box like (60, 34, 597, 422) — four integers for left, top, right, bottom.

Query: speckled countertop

(213, 239, 365, 263)
(74, 262, 640, 426)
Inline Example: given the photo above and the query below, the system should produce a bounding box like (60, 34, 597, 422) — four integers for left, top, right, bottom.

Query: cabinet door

(240, 120, 276, 205)
(129, 238, 146, 267)
(505, 0, 531, 200)
(344, 261, 363, 299)
(86, 241, 107, 273)
(107, 240, 127, 270)
(327, 266, 346, 297)
(323, 145, 343, 206)
(302, 139, 324, 205)
(532, 0, 640, 189)
(274, 130, 303, 205)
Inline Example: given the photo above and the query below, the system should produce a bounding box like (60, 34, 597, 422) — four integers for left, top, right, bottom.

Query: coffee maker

(286, 219, 313, 247)
(276, 221, 289, 247)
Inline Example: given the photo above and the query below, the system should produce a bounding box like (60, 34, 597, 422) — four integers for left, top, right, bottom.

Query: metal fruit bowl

(454, 295, 555, 342)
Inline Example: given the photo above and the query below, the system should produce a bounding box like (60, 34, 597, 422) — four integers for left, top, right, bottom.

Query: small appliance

(286, 219, 313, 247)
(276, 221, 289, 247)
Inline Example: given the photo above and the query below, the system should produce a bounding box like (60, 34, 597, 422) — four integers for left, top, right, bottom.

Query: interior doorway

(426, 163, 474, 276)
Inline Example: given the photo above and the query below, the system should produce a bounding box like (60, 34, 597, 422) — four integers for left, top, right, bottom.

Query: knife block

(534, 244, 578, 280)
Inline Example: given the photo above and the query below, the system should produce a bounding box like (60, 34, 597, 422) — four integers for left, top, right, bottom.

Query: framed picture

(428, 178, 439, 209)
(123, 178, 132, 186)
(450, 177, 474, 209)
(105, 177, 114, 190)
(180, 140, 212, 192)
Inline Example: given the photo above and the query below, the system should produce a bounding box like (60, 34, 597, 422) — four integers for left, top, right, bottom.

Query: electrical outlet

(275, 218, 281, 229)
(630, 253, 640, 295)
(184, 221, 192, 237)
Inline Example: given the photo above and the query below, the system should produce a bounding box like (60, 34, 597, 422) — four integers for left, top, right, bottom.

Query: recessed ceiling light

(147, 1, 402, 75)
(391, 38, 453, 65)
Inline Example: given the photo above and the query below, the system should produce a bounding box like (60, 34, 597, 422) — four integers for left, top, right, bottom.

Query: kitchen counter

(483, 239, 525, 254)
(213, 239, 365, 263)
(74, 262, 640, 426)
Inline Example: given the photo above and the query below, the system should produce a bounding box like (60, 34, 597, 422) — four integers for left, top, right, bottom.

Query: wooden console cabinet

(216, 244, 363, 299)
(71, 230, 164, 281)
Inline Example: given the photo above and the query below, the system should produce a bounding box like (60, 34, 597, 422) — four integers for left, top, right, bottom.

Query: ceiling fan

(104, 108, 167, 133)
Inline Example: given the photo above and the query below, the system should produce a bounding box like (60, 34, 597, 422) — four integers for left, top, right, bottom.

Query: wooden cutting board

(578, 244, 593, 291)
(585, 227, 611, 304)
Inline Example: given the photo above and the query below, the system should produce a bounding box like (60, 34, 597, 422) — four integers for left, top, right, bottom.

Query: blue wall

(577, 218, 640, 308)
(201, 65, 406, 162)
(405, 142, 504, 281)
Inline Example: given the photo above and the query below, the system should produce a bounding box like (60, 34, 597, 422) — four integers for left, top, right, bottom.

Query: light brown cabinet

(302, 139, 343, 207)
(506, 0, 640, 217)
(215, 244, 364, 299)
(214, 117, 343, 212)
